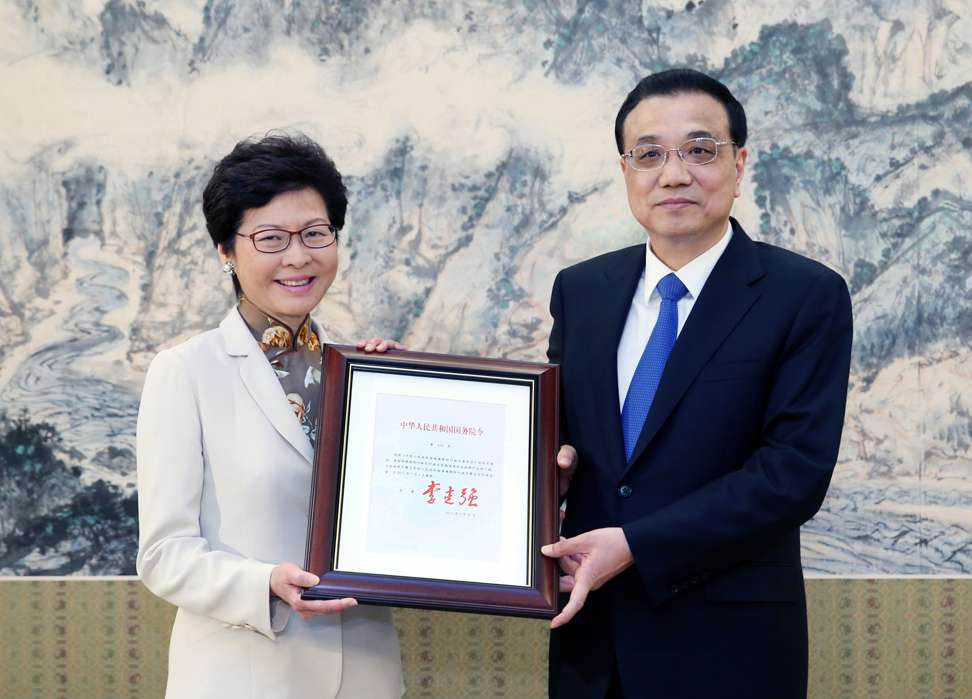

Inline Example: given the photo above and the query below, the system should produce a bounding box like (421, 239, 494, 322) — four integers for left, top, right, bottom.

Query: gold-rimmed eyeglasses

(622, 137, 736, 171)
(237, 224, 339, 253)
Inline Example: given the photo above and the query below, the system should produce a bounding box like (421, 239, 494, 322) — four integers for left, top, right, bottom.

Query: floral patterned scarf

(237, 297, 323, 447)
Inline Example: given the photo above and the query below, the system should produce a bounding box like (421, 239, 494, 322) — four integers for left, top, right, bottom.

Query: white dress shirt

(617, 224, 733, 408)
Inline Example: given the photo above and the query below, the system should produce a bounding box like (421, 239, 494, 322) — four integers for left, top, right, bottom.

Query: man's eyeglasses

(237, 224, 339, 253)
(622, 137, 736, 171)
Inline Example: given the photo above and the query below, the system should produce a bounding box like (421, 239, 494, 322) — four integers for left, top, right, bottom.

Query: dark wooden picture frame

(301, 345, 560, 618)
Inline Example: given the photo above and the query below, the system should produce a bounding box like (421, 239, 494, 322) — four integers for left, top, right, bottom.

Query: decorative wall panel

(1, 580, 969, 698)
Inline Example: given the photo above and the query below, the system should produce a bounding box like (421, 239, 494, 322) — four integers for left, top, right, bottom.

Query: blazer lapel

(220, 309, 315, 464)
(624, 221, 765, 473)
(586, 245, 646, 478)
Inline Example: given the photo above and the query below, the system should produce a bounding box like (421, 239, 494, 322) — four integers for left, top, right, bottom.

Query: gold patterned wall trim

(0, 579, 968, 699)
(805, 579, 971, 699)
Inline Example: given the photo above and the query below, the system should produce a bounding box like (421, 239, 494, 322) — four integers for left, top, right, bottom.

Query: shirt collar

(644, 222, 733, 302)
(237, 297, 319, 353)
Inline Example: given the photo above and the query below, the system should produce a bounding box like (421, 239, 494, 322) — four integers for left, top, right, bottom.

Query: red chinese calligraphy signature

(421, 480, 478, 507)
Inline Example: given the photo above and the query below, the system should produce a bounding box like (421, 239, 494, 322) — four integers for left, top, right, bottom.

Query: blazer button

(618, 485, 633, 498)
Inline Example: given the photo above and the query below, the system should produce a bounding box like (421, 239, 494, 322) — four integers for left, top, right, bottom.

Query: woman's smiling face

(221, 187, 338, 329)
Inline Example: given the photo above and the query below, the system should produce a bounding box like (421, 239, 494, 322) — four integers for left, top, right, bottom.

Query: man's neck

(648, 222, 731, 271)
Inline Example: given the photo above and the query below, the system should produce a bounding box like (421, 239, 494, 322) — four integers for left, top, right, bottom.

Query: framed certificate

(301, 345, 560, 618)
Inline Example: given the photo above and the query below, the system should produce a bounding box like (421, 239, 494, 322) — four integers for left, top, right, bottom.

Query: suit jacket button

(618, 485, 633, 498)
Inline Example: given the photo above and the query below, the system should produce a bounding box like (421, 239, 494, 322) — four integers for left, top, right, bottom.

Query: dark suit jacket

(547, 219, 852, 699)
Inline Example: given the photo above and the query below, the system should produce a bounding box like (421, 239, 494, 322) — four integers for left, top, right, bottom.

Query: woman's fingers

(270, 562, 317, 600)
(356, 337, 405, 353)
(294, 597, 357, 619)
(270, 562, 355, 617)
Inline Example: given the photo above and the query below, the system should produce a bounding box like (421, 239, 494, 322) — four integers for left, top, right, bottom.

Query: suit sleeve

(135, 348, 287, 639)
(622, 269, 853, 604)
(547, 270, 571, 449)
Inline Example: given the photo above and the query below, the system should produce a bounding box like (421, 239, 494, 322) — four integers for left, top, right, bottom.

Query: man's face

(620, 92, 747, 249)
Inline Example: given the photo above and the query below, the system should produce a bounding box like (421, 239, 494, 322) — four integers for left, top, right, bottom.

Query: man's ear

(733, 147, 748, 198)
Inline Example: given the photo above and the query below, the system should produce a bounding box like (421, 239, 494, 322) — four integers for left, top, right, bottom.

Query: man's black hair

(614, 69, 747, 154)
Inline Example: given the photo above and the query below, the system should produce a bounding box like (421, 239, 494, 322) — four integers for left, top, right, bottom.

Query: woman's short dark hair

(202, 132, 348, 296)
(614, 69, 747, 154)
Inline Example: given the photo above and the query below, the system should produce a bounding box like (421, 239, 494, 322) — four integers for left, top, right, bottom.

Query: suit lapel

(624, 221, 765, 473)
(586, 245, 646, 478)
(220, 309, 315, 464)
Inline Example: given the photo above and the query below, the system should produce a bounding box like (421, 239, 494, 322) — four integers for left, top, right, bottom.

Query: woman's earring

(222, 260, 236, 274)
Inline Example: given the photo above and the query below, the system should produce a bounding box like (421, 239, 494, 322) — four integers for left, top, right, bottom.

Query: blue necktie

(621, 273, 688, 461)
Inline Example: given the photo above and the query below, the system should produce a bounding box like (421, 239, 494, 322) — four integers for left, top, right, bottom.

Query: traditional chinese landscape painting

(1, 0, 970, 575)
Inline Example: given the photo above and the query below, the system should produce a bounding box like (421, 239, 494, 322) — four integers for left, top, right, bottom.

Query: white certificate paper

(335, 368, 533, 586)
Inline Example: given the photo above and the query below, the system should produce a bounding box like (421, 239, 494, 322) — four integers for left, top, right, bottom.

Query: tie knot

(656, 273, 688, 301)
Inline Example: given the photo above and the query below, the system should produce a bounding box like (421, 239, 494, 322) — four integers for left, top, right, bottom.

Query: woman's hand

(270, 561, 356, 619)
(356, 337, 404, 353)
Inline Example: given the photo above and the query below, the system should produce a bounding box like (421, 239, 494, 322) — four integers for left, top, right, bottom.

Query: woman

(136, 133, 403, 698)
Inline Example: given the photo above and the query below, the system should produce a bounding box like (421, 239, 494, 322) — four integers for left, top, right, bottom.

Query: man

(540, 69, 852, 698)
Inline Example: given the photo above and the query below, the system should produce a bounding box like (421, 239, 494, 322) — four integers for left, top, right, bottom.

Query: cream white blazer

(136, 308, 402, 699)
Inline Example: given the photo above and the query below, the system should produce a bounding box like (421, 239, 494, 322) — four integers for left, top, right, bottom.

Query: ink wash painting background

(0, 0, 970, 576)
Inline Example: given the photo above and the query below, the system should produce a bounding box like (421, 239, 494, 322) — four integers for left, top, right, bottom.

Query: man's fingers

(550, 580, 590, 629)
(557, 445, 578, 472)
(557, 445, 578, 497)
(558, 575, 575, 592)
(541, 536, 579, 559)
(559, 554, 581, 576)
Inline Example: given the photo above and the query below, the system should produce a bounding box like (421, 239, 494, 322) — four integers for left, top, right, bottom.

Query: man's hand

(356, 337, 404, 353)
(540, 527, 634, 629)
(270, 562, 357, 619)
(557, 445, 578, 498)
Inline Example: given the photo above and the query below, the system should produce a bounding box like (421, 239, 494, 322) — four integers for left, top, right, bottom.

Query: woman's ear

(217, 243, 238, 277)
